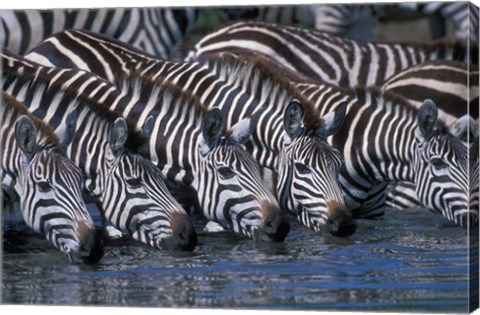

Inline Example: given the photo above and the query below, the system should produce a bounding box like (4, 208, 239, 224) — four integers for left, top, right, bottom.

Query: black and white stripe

(2, 49, 197, 251)
(1, 91, 104, 263)
(380, 60, 479, 215)
(24, 28, 358, 237)
(0, 7, 198, 57)
(187, 20, 477, 89)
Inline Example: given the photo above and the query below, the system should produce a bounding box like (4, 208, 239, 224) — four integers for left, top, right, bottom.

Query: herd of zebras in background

(1, 2, 478, 264)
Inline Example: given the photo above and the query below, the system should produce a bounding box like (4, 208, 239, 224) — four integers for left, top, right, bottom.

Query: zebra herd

(1, 3, 479, 264)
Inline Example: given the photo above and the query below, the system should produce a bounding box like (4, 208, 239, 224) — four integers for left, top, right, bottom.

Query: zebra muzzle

(326, 201, 356, 237)
(161, 212, 197, 251)
(254, 202, 290, 242)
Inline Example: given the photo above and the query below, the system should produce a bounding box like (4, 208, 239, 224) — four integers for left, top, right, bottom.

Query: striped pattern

(0, 7, 198, 57)
(187, 21, 477, 88)
(1, 91, 104, 263)
(24, 32, 291, 241)
(380, 60, 479, 212)
(2, 49, 197, 251)
(24, 28, 358, 237)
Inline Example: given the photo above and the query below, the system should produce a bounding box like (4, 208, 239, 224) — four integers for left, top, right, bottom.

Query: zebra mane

(117, 68, 209, 116)
(199, 53, 326, 133)
(354, 86, 448, 132)
(2, 91, 60, 146)
(2, 60, 150, 154)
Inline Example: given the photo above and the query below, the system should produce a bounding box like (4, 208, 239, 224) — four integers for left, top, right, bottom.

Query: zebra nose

(162, 212, 197, 251)
(327, 202, 356, 237)
(77, 222, 105, 264)
(260, 202, 290, 242)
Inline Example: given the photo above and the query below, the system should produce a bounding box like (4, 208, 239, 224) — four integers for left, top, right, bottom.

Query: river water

(2, 207, 478, 312)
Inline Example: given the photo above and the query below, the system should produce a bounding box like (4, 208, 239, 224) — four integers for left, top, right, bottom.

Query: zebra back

(187, 20, 478, 88)
(0, 7, 198, 57)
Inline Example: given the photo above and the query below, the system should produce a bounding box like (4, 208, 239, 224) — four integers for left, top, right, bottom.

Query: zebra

(2, 91, 104, 263)
(378, 60, 479, 214)
(201, 53, 477, 228)
(24, 29, 357, 237)
(0, 7, 198, 58)
(2, 49, 198, 251)
(187, 20, 478, 89)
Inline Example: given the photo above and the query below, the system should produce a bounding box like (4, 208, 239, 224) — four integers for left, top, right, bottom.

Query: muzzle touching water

(325, 201, 356, 237)
(253, 202, 290, 242)
(160, 212, 197, 251)
(67, 220, 105, 264)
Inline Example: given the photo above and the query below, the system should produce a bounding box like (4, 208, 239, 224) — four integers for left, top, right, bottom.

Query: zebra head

(277, 100, 356, 237)
(14, 113, 103, 264)
(95, 117, 197, 251)
(195, 108, 290, 242)
(414, 100, 478, 228)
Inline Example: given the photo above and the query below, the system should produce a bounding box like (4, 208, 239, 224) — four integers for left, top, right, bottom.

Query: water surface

(2, 207, 477, 312)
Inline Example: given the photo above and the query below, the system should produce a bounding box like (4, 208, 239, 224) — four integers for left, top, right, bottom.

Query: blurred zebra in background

(2, 91, 104, 264)
(225, 2, 479, 41)
(0, 7, 198, 57)
(2, 49, 198, 251)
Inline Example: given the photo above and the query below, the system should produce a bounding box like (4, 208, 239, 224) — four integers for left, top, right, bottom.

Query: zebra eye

(430, 157, 448, 170)
(295, 163, 311, 174)
(37, 180, 53, 193)
(126, 177, 142, 188)
(218, 167, 235, 179)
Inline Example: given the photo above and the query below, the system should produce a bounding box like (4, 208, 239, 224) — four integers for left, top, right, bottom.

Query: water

(2, 207, 477, 312)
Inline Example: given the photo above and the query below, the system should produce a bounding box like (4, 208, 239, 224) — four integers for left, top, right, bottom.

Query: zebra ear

(417, 99, 438, 140)
(201, 108, 224, 150)
(284, 100, 304, 140)
(228, 110, 261, 145)
(143, 115, 155, 137)
(15, 115, 38, 160)
(109, 117, 128, 157)
(316, 102, 347, 138)
(55, 108, 78, 148)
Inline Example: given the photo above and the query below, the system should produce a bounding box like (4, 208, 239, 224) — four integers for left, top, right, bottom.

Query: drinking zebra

(379, 60, 479, 216)
(187, 20, 477, 89)
(2, 91, 104, 263)
(0, 7, 198, 57)
(25, 29, 357, 237)
(2, 49, 198, 251)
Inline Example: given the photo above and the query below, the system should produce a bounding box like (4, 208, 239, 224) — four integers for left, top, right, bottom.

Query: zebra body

(2, 50, 197, 251)
(0, 7, 198, 57)
(25, 29, 358, 237)
(187, 21, 477, 89)
(1, 91, 104, 263)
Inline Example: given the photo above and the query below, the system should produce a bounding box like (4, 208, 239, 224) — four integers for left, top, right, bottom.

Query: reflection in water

(2, 208, 473, 312)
